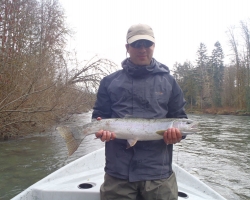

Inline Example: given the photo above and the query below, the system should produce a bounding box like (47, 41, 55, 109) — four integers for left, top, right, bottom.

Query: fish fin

(126, 138, 138, 148)
(56, 126, 84, 156)
(156, 130, 165, 136)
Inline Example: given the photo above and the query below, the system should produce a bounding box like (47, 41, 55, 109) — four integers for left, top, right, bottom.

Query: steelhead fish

(57, 118, 198, 156)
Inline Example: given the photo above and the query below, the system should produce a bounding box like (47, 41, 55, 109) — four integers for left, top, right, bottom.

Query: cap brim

(127, 35, 155, 44)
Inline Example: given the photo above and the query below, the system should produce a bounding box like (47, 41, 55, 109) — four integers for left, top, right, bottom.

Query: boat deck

(12, 147, 227, 200)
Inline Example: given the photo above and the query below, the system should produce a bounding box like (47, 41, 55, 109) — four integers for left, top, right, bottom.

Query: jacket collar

(121, 58, 169, 78)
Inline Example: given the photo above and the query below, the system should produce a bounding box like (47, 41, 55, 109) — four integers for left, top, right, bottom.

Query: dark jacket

(92, 58, 187, 182)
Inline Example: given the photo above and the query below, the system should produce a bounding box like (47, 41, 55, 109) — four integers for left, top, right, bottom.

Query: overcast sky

(59, 0, 250, 71)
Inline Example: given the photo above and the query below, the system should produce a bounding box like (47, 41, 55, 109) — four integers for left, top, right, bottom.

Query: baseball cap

(126, 24, 155, 44)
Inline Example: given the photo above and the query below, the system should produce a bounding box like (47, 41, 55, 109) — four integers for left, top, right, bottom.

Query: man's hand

(163, 127, 182, 145)
(95, 117, 116, 142)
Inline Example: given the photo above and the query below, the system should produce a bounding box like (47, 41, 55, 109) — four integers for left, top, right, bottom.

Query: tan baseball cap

(126, 24, 155, 44)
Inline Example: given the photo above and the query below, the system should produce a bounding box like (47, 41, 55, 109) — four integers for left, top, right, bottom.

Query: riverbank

(186, 107, 250, 116)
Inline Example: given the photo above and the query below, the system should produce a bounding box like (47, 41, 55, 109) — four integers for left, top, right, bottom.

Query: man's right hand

(95, 117, 116, 142)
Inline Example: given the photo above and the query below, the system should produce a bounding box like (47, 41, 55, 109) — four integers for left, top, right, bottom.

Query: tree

(0, 0, 118, 139)
(195, 43, 210, 109)
(240, 20, 250, 111)
(227, 26, 246, 109)
(210, 41, 224, 107)
(173, 61, 197, 110)
(222, 65, 237, 107)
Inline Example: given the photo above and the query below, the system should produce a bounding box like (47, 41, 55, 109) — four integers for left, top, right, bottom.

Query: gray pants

(100, 172, 178, 200)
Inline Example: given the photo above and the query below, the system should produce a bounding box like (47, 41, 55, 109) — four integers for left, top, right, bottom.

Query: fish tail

(57, 126, 84, 156)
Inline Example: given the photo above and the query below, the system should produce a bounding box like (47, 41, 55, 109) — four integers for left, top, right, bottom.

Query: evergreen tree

(173, 61, 197, 110)
(195, 43, 210, 109)
(210, 41, 224, 107)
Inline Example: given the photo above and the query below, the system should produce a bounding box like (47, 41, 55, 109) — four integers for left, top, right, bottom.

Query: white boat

(12, 147, 227, 200)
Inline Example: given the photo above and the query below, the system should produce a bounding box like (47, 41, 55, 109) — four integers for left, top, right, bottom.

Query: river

(0, 112, 249, 200)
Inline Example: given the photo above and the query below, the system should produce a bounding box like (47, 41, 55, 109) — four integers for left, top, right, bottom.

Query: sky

(59, 0, 250, 71)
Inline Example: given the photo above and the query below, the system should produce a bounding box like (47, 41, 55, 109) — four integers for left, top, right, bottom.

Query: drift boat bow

(12, 147, 226, 200)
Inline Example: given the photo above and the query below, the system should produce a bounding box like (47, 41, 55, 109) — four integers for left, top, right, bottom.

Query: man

(92, 24, 187, 200)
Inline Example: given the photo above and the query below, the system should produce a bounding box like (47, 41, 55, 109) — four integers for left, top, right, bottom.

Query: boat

(12, 147, 227, 200)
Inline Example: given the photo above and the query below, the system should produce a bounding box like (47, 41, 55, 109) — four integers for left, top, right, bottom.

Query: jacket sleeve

(92, 78, 112, 119)
(166, 78, 187, 119)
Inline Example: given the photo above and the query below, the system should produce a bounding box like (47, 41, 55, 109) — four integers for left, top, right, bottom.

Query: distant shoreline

(186, 108, 250, 116)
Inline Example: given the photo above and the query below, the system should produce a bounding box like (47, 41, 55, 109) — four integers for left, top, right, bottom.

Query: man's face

(126, 40, 155, 66)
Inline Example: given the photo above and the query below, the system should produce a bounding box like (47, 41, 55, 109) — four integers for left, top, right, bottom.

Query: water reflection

(0, 113, 249, 200)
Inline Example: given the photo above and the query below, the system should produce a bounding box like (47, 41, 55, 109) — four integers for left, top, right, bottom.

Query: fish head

(173, 119, 199, 136)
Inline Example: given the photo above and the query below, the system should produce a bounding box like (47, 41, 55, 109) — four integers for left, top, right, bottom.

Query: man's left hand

(163, 128, 182, 144)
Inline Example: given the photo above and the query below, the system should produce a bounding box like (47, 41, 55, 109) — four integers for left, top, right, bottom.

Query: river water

(0, 112, 249, 200)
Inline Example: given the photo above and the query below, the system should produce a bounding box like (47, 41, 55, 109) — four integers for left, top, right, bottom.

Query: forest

(173, 22, 250, 115)
(0, 0, 250, 140)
